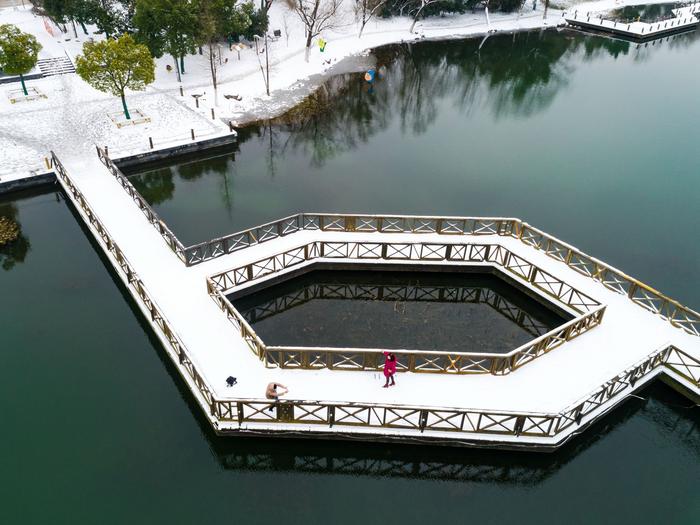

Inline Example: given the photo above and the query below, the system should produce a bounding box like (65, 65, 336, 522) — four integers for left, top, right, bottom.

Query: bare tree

(282, 10, 291, 46)
(404, 0, 442, 33)
(355, 0, 388, 38)
(288, 0, 343, 62)
(254, 34, 271, 95)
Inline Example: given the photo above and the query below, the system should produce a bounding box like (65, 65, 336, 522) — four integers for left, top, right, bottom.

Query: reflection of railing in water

(220, 451, 556, 483)
(208, 240, 605, 375)
(215, 385, 666, 481)
(238, 281, 554, 339)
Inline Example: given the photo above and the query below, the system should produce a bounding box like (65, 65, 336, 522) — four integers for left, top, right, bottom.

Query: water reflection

(127, 29, 700, 196)
(268, 29, 699, 165)
(232, 270, 567, 351)
(124, 27, 700, 272)
(208, 382, 699, 483)
(610, 2, 680, 22)
(0, 203, 30, 271)
(129, 151, 238, 209)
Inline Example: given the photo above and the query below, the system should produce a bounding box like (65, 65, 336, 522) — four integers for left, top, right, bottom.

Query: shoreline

(0, 0, 676, 185)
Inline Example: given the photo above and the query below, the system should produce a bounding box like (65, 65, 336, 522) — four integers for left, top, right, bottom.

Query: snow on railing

(96, 143, 700, 339)
(51, 151, 217, 416)
(96, 146, 187, 262)
(55, 150, 699, 446)
(206, 239, 605, 376)
(211, 342, 697, 444)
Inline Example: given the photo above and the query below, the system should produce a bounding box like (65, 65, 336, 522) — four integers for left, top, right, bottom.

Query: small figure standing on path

(383, 352, 397, 388)
(266, 382, 288, 412)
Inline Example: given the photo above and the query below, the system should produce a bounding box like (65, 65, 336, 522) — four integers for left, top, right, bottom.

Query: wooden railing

(206, 240, 605, 375)
(96, 146, 187, 263)
(52, 151, 215, 415)
(212, 343, 698, 443)
(210, 240, 601, 313)
(263, 308, 606, 375)
(514, 223, 700, 336)
(55, 151, 699, 446)
(97, 143, 698, 337)
(191, 213, 698, 337)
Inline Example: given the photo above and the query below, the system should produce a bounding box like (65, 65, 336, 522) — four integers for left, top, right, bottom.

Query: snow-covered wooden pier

(565, 4, 700, 41)
(50, 148, 700, 451)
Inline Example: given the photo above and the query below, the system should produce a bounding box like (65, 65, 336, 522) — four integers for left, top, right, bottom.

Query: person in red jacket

(383, 352, 397, 388)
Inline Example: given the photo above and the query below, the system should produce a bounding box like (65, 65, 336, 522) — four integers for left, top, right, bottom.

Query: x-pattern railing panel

(209, 239, 605, 375)
(93, 156, 699, 336)
(65, 152, 699, 447)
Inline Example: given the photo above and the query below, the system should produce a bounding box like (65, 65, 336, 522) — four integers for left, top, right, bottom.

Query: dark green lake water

(232, 269, 568, 351)
(2, 28, 700, 523)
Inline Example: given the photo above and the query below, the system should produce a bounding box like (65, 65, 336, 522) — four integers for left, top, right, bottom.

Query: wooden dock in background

(565, 3, 700, 41)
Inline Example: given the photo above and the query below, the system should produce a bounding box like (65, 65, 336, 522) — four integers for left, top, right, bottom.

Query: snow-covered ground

(0, 0, 672, 180)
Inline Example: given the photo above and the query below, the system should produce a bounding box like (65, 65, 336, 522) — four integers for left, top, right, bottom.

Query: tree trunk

(71, 19, 78, 38)
(209, 43, 218, 106)
(410, 10, 422, 33)
(180, 55, 185, 73)
(359, 19, 367, 38)
(265, 34, 270, 96)
(19, 74, 28, 96)
(173, 55, 181, 82)
(121, 92, 131, 120)
(80, 22, 88, 35)
(305, 32, 313, 62)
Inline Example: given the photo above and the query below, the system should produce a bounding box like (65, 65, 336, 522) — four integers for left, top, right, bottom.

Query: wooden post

(211, 108, 215, 120)
(191, 129, 195, 140)
(179, 86, 184, 97)
(228, 120, 234, 132)
(149, 137, 154, 149)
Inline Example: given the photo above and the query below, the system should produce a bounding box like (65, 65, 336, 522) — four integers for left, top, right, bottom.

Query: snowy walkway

(53, 148, 700, 449)
(566, 4, 700, 40)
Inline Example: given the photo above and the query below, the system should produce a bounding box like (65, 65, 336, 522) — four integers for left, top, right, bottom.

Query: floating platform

(50, 148, 700, 451)
(565, 4, 700, 41)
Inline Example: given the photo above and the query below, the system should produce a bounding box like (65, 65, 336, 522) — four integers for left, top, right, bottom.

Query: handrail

(97, 142, 699, 337)
(206, 240, 605, 375)
(263, 306, 606, 374)
(213, 343, 697, 440)
(52, 151, 215, 415)
(515, 222, 700, 336)
(210, 240, 601, 313)
(95, 145, 187, 263)
(55, 151, 699, 445)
